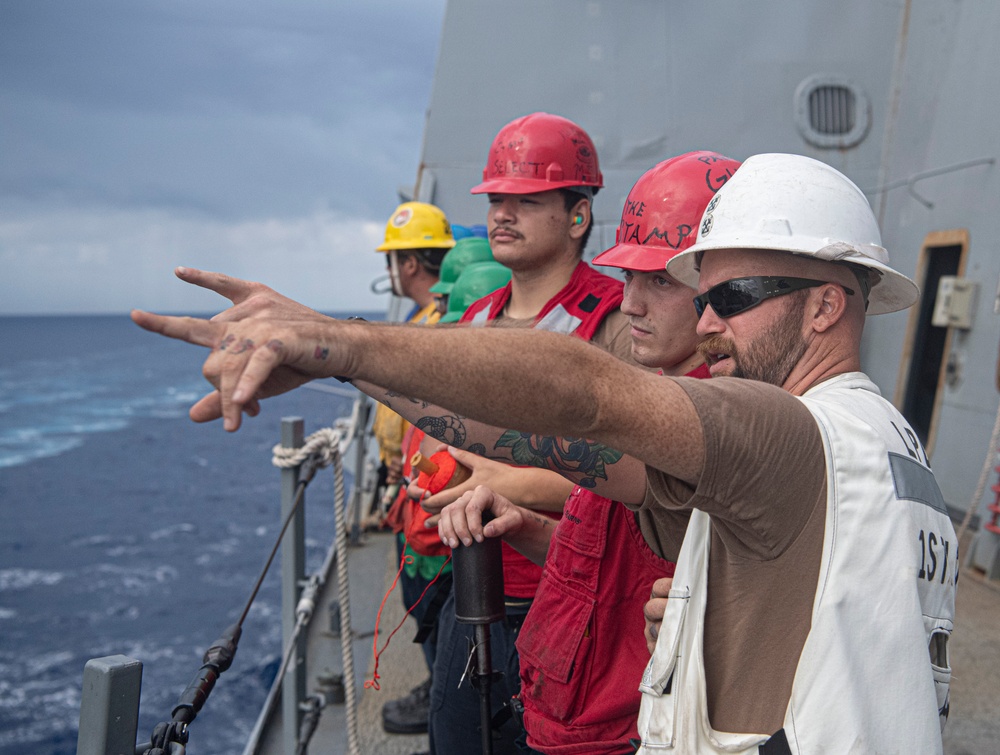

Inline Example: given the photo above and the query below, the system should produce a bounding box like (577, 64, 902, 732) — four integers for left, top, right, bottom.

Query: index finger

(175, 267, 258, 305)
(421, 485, 465, 513)
(131, 310, 223, 349)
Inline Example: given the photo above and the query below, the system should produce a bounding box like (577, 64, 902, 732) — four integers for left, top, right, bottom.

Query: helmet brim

(376, 239, 456, 252)
(429, 281, 453, 295)
(592, 243, 685, 273)
(470, 177, 601, 195)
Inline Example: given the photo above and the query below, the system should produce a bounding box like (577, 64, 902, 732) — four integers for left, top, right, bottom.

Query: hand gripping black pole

(451, 514, 505, 755)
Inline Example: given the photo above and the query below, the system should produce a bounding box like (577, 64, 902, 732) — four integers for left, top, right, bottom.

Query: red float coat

(516, 363, 710, 754)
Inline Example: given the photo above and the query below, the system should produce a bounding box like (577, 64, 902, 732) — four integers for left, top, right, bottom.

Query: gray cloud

(0, 0, 447, 313)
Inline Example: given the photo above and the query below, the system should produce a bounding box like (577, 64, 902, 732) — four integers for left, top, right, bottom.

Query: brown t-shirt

(633, 377, 827, 735)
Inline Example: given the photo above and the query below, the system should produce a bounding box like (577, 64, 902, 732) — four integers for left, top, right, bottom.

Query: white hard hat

(666, 153, 919, 315)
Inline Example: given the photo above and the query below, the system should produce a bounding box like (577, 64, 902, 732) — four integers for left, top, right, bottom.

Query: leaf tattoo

(494, 431, 623, 488)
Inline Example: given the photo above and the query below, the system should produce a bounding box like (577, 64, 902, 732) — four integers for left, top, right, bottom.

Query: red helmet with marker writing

(593, 151, 741, 272)
(470, 112, 603, 195)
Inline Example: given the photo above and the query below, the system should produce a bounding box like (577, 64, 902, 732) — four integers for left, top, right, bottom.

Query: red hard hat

(592, 151, 741, 272)
(470, 112, 603, 195)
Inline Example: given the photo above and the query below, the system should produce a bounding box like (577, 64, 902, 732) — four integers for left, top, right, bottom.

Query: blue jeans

(428, 588, 528, 755)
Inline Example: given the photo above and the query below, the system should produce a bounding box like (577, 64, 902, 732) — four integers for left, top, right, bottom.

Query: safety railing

(76, 390, 376, 755)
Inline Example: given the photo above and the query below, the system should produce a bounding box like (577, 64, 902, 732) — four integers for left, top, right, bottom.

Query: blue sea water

(0, 314, 375, 755)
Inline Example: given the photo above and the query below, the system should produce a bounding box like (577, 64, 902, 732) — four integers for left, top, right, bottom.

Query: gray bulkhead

(412, 0, 1000, 520)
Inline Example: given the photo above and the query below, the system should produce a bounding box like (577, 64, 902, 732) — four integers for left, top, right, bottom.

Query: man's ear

(568, 197, 591, 240)
(398, 253, 419, 274)
(811, 284, 850, 333)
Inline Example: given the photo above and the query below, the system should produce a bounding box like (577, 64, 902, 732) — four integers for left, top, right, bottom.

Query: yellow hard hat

(375, 202, 456, 252)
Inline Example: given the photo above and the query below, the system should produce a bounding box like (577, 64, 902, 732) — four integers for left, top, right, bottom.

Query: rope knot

(271, 426, 344, 469)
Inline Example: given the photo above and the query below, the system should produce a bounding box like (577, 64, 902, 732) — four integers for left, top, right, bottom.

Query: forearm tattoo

(496, 431, 623, 489)
(378, 389, 430, 413)
(416, 414, 468, 446)
(525, 510, 556, 529)
(413, 411, 624, 489)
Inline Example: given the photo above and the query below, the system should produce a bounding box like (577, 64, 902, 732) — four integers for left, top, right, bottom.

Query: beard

(698, 304, 808, 387)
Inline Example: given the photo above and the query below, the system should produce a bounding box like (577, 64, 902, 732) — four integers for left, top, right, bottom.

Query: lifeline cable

(238, 459, 316, 628)
(239, 423, 359, 755)
(249, 448, 361, 755)
(138, 454, 318, 754)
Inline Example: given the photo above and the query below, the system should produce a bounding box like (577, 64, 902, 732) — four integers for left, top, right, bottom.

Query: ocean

(0, 314, 374, 754)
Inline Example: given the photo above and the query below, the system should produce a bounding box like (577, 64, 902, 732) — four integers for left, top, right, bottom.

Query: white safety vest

(637, 373, 956, 754)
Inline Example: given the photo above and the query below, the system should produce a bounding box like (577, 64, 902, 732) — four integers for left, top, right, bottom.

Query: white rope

(271, 427, 344, 469)
(332, 451, 361, 755)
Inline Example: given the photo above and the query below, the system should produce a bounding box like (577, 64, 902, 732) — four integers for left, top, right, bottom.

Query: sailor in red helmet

(432, 152, 740, 755)
(416, 112, 635, 755)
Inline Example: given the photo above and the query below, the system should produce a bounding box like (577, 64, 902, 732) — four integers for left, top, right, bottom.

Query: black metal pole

(451, 514, 504, 755)
(474, 623, 494, 755)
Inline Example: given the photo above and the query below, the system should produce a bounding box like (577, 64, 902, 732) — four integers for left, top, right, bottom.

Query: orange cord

(365, 537, 452, 691)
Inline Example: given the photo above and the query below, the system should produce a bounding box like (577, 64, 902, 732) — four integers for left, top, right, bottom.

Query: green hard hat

(440, 262, 512, 323)
(429, 237, 494, 295)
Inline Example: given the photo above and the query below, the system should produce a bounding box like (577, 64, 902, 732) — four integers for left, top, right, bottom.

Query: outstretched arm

(132, 269, 705, 499)
(166, 268, 649, 497)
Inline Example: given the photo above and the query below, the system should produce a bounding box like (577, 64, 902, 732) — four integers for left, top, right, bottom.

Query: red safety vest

(459, 261, 624, 598)
(515, 489, 673, 754)
(516, 364, 709, 754)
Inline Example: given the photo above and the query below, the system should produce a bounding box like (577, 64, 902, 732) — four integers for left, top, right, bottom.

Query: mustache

(697, 335, 737, 359)
(490, 225, 523, 240)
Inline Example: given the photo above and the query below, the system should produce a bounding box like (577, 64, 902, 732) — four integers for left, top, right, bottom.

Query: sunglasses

(693, 276, 855, 318)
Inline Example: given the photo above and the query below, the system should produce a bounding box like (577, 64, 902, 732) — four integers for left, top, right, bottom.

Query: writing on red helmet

(593, 151, 741, 272)
(471, 112, 603, 195)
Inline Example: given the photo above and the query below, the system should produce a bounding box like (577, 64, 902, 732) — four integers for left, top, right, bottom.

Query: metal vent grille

(808, 85, 855, 135)
(795, 75, 870, 149)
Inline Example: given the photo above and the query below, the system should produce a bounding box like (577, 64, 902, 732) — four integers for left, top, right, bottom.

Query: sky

(0, 0, 448, 315)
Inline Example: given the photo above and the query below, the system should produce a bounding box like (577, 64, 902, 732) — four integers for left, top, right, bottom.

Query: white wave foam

(0, 437, 83, 469)
(105, 544, 144, 558)
(149, 523, 196, 540)
(67, 419, 128, 434)
(69, 533, 116, 547)
(0, 569, 65, 591)
(89, 563, 179, 593)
